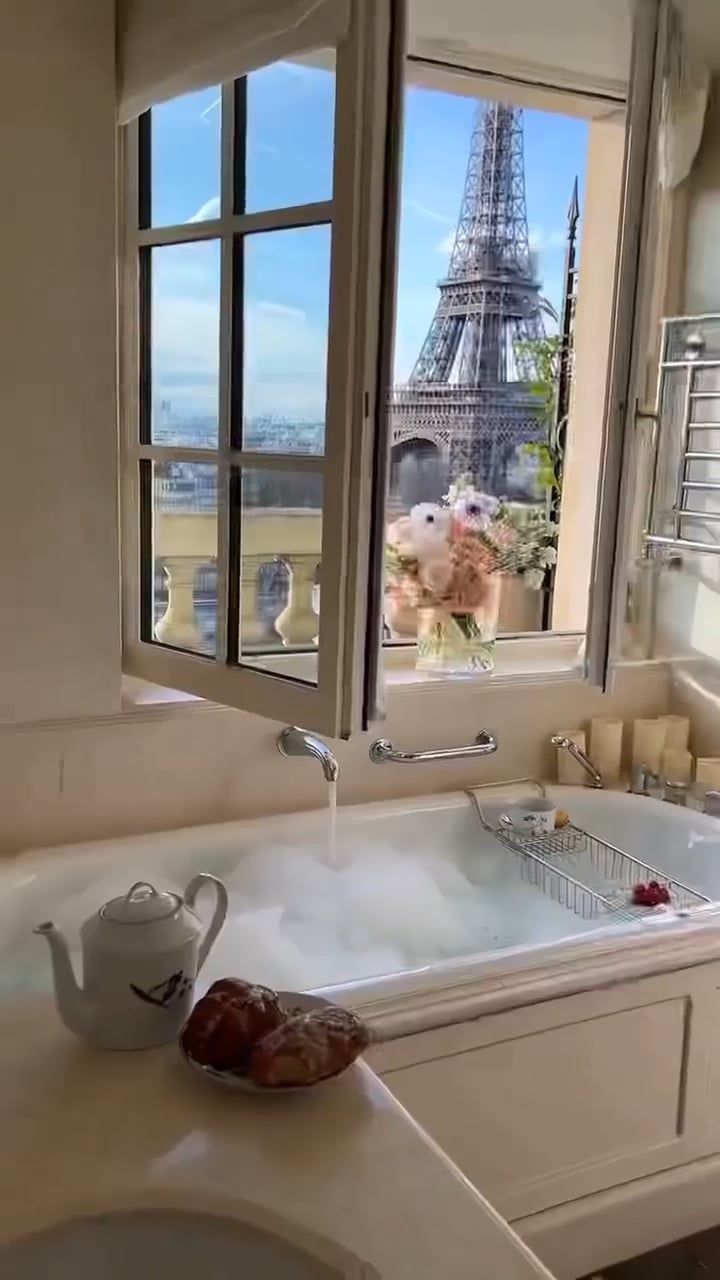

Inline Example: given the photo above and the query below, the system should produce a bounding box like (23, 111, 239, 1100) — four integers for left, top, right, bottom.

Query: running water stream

(327, 778, 338, 866)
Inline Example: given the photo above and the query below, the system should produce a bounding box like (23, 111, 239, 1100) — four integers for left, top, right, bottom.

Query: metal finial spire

(567, 176, 580, 234)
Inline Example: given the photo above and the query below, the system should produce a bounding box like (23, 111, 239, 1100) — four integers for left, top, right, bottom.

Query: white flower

(541, 546, 558, 567)
(452, 491, 500, 534)
(409, 503, 451, 558)
(523, 567, 546, 591)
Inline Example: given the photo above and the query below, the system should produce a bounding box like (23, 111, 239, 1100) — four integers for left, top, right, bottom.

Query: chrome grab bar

(369, 729, 497, 765)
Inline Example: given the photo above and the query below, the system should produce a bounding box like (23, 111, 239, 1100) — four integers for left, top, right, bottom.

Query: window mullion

(133, 202, 333, 250)
(136, 444, 326, 473)
(214, 81, 237, 666)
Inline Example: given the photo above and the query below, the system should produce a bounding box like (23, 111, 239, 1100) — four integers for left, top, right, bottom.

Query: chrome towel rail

(643, 315, 720, 560)
(646, 534, 720, 556)
(369, 728, 497, 764)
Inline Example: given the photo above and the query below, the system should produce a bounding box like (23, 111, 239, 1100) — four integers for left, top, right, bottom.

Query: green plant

(516, 335, 566, 506)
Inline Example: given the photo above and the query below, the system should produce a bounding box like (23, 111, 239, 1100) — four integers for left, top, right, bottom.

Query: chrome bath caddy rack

(467, 780, 711, 923)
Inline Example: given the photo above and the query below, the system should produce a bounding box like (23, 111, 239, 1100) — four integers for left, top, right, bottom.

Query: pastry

(181, 984, 284, 1069)
(248, 1006, 370, 1088)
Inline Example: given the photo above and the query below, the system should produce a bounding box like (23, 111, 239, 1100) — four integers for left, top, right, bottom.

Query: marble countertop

(0, 998, 552, 1279)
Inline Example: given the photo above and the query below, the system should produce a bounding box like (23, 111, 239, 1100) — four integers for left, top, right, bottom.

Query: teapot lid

(101, 881, 181, 924)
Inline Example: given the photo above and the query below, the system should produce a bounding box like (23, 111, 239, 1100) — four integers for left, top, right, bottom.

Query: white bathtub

(3, 785, 720, 1008)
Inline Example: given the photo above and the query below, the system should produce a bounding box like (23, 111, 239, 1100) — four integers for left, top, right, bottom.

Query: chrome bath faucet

(277, 726, 339, 782)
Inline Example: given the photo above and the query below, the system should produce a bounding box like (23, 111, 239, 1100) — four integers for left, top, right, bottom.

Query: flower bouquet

(385, 478, 558, 676)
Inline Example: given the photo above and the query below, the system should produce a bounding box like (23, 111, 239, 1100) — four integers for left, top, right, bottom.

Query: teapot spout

(33, 922, 92, 1037)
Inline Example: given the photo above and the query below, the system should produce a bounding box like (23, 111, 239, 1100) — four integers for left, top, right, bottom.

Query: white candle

(589, 717, 623, 784)
(658, 715, 690, 751)
(661, 747, 693, 784)
(696, 758, 720, 790)
(632, 719, 667, 775)
(556, 729, 590, 786)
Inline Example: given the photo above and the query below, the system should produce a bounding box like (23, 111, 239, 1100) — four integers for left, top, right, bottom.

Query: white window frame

(586, 0, 669, 686)
(119, 0, 404, 739)
(118, 0, 672, 724)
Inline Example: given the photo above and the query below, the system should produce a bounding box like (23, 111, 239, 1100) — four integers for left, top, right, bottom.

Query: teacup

(507, 796, 557, 834)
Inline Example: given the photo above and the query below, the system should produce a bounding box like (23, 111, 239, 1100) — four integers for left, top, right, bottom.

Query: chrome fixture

(369, 728, 497, 765)
(551, 734, 603, 789)
(644, 315, 720, 560)
(630, 764, 660, 797)
(277, 726, 339, 782)
(704, 791, 720, 817)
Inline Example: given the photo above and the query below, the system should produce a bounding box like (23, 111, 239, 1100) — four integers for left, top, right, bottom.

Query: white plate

(180, 990, 341, 1094)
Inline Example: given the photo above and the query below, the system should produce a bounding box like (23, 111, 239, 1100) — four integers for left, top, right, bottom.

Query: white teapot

(34, 875, 228, 1050)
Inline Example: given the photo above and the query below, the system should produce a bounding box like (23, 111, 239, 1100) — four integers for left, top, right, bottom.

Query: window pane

(150, 241, 220, 447)
(243, 226, 330, 455)
(238, 469, 323, 684)
(385, 83, 614, 654)
(150, 87, 221, 227)
(245, 57, 335, 214)
(151, 462, 218, 657)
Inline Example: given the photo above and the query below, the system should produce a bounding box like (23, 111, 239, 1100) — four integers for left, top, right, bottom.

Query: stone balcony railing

(153, 507, 542, 653)
(154, 508, 322, 653)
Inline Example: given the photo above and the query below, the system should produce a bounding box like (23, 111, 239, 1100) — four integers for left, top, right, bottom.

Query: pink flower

(419, 555, 453, 596)
(445, 537, 498, 611)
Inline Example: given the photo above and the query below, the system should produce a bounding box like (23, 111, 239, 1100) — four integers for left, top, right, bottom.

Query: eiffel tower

(391, 101, 552, 499)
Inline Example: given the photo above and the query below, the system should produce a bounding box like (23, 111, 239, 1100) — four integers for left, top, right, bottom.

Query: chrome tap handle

(369, 729, 497, 764)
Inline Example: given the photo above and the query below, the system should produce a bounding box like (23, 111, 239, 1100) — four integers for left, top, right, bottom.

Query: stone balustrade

(154, 508, 322, 654)
(153, 507, 543, 654)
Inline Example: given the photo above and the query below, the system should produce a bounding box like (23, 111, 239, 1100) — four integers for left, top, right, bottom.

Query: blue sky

(149, 65, 588, 429)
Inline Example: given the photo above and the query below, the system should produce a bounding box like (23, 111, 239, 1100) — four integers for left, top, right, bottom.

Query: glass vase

(416, 577, 501, 677)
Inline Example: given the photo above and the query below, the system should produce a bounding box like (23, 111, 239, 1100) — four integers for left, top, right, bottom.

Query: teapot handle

(184, 874, 229, 972)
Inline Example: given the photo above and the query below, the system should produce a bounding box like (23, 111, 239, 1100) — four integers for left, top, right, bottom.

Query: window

(121, 1, 672, 731)
(121, 6, 403, 737)
(384, 71, 627, 662)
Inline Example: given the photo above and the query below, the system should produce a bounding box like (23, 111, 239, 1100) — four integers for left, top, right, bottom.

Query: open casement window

(586, 0, 679, 686)
(121, 0, 404, 738)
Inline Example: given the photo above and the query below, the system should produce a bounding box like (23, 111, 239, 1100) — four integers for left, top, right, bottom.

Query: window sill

(383, 632, 586, 692)
(120, 632, 589, 718)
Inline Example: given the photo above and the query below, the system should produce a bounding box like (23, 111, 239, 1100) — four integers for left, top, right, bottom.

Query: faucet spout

(551, 734, 604, 789)
(277, 726, 339, 782)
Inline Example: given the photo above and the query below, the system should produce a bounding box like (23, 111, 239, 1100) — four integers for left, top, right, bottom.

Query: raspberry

(632, 880, 671, 907)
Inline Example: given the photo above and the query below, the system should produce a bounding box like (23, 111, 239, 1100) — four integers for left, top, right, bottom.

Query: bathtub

(3, 784, 720, 1009)
(6, 786, 720, 1276)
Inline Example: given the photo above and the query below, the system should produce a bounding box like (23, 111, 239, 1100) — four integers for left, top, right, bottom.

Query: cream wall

(0, 2, 670, 854)
(552, 113, 625, 632)
(0, 0, 121, 724)
(684, 92, 720, 316)
(661, 85, 720, 748)
(654, 87, 720, 670)
(0, 665, 667, 854)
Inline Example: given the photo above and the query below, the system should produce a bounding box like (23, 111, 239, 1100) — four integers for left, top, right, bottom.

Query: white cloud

(187, 196, 220, 223)
(245, 300, 327, 419)
(153, 296, 219, 414)
(406, 198, 454, 227)
(153, 289, 328, 421)
(435, 229, 456, 257)
(529, 225, 567, 252)
(256, 299, 307, 321)
(199, 95, 221, 120)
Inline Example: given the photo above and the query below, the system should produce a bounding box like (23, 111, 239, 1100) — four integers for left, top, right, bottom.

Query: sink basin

(0, 1209, 374, 1278)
